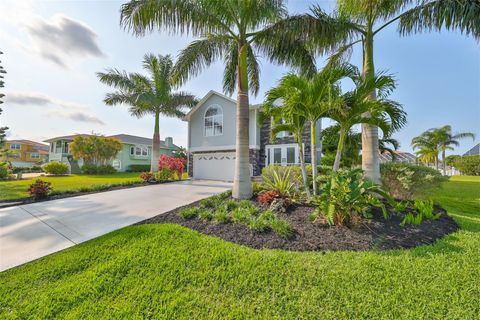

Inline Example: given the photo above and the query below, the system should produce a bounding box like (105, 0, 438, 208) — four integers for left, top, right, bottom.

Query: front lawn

(0, 173, 142, 201)
(0, 177, 479, 319)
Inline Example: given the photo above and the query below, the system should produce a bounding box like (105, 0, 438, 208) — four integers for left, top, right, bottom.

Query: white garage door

(193, 152, 235, 181)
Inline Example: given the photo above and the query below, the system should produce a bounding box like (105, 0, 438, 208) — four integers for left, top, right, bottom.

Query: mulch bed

(139, 200, 459, 251)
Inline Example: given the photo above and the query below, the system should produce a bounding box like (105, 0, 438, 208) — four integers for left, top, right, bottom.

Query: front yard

(0, 173, 142, 201)
(0, 176, 479, 319)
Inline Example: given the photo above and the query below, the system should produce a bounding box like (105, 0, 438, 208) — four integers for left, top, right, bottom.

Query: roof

(43, 134, 91, 143)
(463, 143, 480, 156)
(379, 151, 417, 163)
(183, 90, 261, 121)
(7, 140, 49, 151)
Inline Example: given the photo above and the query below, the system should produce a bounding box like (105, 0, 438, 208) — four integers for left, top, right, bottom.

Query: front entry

(265, 144, 300, 166)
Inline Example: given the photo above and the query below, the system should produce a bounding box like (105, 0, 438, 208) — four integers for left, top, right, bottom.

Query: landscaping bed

(139, 199, 458, 251)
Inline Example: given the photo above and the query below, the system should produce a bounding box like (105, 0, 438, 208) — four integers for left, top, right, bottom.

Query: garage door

(193, 152, 235, 181)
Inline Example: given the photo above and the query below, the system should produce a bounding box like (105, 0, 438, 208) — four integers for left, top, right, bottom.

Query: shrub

(158, 155, 185, 179)
(453, 155, 480, 176)
(97, 165, 116, 174)
(402, 200, 441, 225)
(140, 171, 154, 183)
(42, 161, 69, 175)
(179, 207, 200, 219)
(248, 217, 270, 232)
(261, 166, 296, 198)
(128, 164, 151, 172)
(198, 209, 213, 220)
(231, 207, 254, 224)
(257, 190, 280, 206)
(222, 199, 238, 211)
(81, 164, 116, 175)
(270, 218, 293, 239)
(12, 166, 43, 174)
(155, 168, 175, 181)
(81, 164, 98, 174)
(213, 208, 231, 223)
(28, 179, 52, 200)
(0, 162, 13, 180)
(312, 169, 391, 226)
(380, 163, 447, 200)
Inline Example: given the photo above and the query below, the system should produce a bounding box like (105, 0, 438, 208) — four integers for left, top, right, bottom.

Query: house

(184, 90, 321, 181)
(463, 143, 479, 156)
(0, 140, 49, 167)
(379, 151, 417, 164)
(44, 134, 180, 173)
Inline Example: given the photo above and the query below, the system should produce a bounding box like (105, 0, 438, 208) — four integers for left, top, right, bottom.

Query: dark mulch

(138, 201, 459, 252)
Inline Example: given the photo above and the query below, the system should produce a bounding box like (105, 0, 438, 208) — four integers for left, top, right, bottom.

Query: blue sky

(1, 0, 479, 154)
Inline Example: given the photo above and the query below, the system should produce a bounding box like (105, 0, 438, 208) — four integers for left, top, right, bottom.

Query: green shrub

(248, 217, 270, 232)
(401, 200, 441, 225)
(42, 161, 69, 175)
(81, 164, 98, 174)
(97, 165, 117, 174)
(213, 208, 231, 223)
(391, 200, 410, 213)
(380, 163, 447, 200)
(81, 164, 116, 175)
(312, 169, 391, 226)
(155, 168, 175, 181)
(198, 209, 213, 221)
(127, 164, 151, 172)
(222, 199, 238, 211)
(270, 218, 293, 239)
(453, 155, 480, 176)
(179, 207, 200, 219)
(231, 207, 253, 224)
(0, 162, 13, 180)
(12, 166, 43, 174)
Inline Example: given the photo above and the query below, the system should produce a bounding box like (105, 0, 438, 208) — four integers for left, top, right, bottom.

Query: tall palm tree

(279, 0, 480, 182)
(261, 63, 356, 194)
(120, 0, 319, 199)
(97, 54, 196, 172)
(328, 71, 406, 171)
(435, 125, 475, 175)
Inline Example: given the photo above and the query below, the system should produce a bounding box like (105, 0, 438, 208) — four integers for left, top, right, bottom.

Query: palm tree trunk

(310, 121, 318, 196)
(435, 155, 439, 171)
(442, 149, 446, 175)
(151, 111, 161, 172)
(361, 29, 381, 183)
(297, 135, 311, 198)
(232, 43, 252, 199)
(333, 129, 346, 171)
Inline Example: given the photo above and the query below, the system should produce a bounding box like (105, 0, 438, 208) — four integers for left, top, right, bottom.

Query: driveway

(0, 180, 231, 272)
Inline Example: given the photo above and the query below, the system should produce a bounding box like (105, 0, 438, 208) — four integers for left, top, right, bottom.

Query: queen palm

(435, 125, 475, 175)
(97, 54, 196, 172)
(328, 71, 406, 171)
(281, 0, 480, 182)
(120, 0, 318, 199)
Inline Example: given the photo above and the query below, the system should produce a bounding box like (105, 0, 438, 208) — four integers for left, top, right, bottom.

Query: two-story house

(44, 134, 180, 173)
(184, 90, 321, 181)
(1, 140, 49, 167)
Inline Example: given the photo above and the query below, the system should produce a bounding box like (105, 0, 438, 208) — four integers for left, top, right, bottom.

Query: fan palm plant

(279, 0, 480, 182)
(328, 70, 406, 171)
(262, 63, 357, 194)
(97, 54, 196, 172)
(120, 0, 318, 199)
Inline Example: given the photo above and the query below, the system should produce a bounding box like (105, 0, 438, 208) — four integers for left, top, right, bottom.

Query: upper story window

(274, 118, 293, 138)
(30, 153, 40, 159)
(130, 146, 149, 156)
(204, 105, 223, 136)
(10, 143, 21, 150)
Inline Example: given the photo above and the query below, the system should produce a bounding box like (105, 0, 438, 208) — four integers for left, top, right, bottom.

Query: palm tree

(379, 137, 400, 161)
(321, 124, 361, 168)
(259, 104, 311, 198)
(97, 54, 196, 172)
(260, 63, 356, 194)
(280, 0, 480, 182)
(435, 125, 475, 175)
(120, 0, 318, 199)
(328, 71, 406, 171)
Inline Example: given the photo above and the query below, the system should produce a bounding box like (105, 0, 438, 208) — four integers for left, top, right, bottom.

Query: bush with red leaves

(140, 171, 155, 183)
(158, 155, 185, 179)
(257, 190, 281, 206)
(28, 179, 52, 200)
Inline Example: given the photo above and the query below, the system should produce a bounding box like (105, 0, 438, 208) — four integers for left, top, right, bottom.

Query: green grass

(1, 177, 479, 319)
(0, 173, 142, 201)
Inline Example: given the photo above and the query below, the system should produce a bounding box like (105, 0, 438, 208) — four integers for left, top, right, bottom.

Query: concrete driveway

(0, 180, 231, 272)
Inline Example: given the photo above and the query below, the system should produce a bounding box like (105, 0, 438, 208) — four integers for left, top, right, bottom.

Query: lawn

(0, 177, 479, 319)
(0, 173, 142, 201)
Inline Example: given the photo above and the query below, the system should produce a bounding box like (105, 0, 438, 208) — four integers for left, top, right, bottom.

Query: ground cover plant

(0, 177, 478, 319)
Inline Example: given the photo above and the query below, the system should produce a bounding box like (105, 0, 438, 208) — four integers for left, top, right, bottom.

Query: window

(30, 153, 40, 159)
(204, 105, 223, 136)
(130, 146, 149, 157)
(10, 144, 20, 150)
(50, 143, 54, 152)
(275, 119, 293, 138)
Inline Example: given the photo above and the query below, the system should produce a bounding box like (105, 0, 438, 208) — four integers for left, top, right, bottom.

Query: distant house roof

(44, 134, 180, 150)
(7, 139, 49, 151)
(463, 143, 480, 156)
(379, 151, 417, 163)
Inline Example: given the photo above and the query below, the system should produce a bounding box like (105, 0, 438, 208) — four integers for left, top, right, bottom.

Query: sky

(1, 0, 479, 155)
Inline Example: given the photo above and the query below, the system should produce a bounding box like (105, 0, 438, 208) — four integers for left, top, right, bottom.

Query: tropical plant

(261, 167, 296, 198)
(97, 54, 196, 172)
(311, 169, 390, 226)
(262, 63, 357, 193)
(257, 190, 281, 206)
(435, 125, 475, 175)
(453, 155, 480, 176)
(327, 70, 406, 171)
(321, 124, 361, 168)
(120, 0, 317, 199)
(42, 161, 69, 175)
(402, 199, 441, 225)
(380, 162, 447, 200)
(28, 179, 52, 200)
(140, 171, 155, 183)
(154, 167, 175, 181)
(282, 0, 480, 182)
(70, 135, 123, 167)
(158, 154, 185, 179)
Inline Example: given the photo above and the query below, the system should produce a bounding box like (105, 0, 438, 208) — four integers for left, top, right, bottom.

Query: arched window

(204, 105, 223, 136)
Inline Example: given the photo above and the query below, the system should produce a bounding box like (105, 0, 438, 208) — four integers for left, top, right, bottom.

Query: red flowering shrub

(140, 171, 154, 183)
(28, 179, 52, 200)
(257, 190, 280, 206)
(158, 155, 185, 179)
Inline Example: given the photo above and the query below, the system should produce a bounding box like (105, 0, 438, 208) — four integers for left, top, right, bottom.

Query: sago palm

(120, 0, 318, 199)
(97, 54, 196, 172)
(328, 70, 406, 171)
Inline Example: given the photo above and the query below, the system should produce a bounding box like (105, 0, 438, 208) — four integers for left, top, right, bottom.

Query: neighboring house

(379, 151, 417, 164)
(463, 143, 479, 156)
(0, 140, 49, 167)
(44, 134, 180, 173)
(184, 90, 321, 181)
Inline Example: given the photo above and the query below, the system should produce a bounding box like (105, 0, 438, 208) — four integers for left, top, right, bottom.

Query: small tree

(70, 135, 122, 166)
